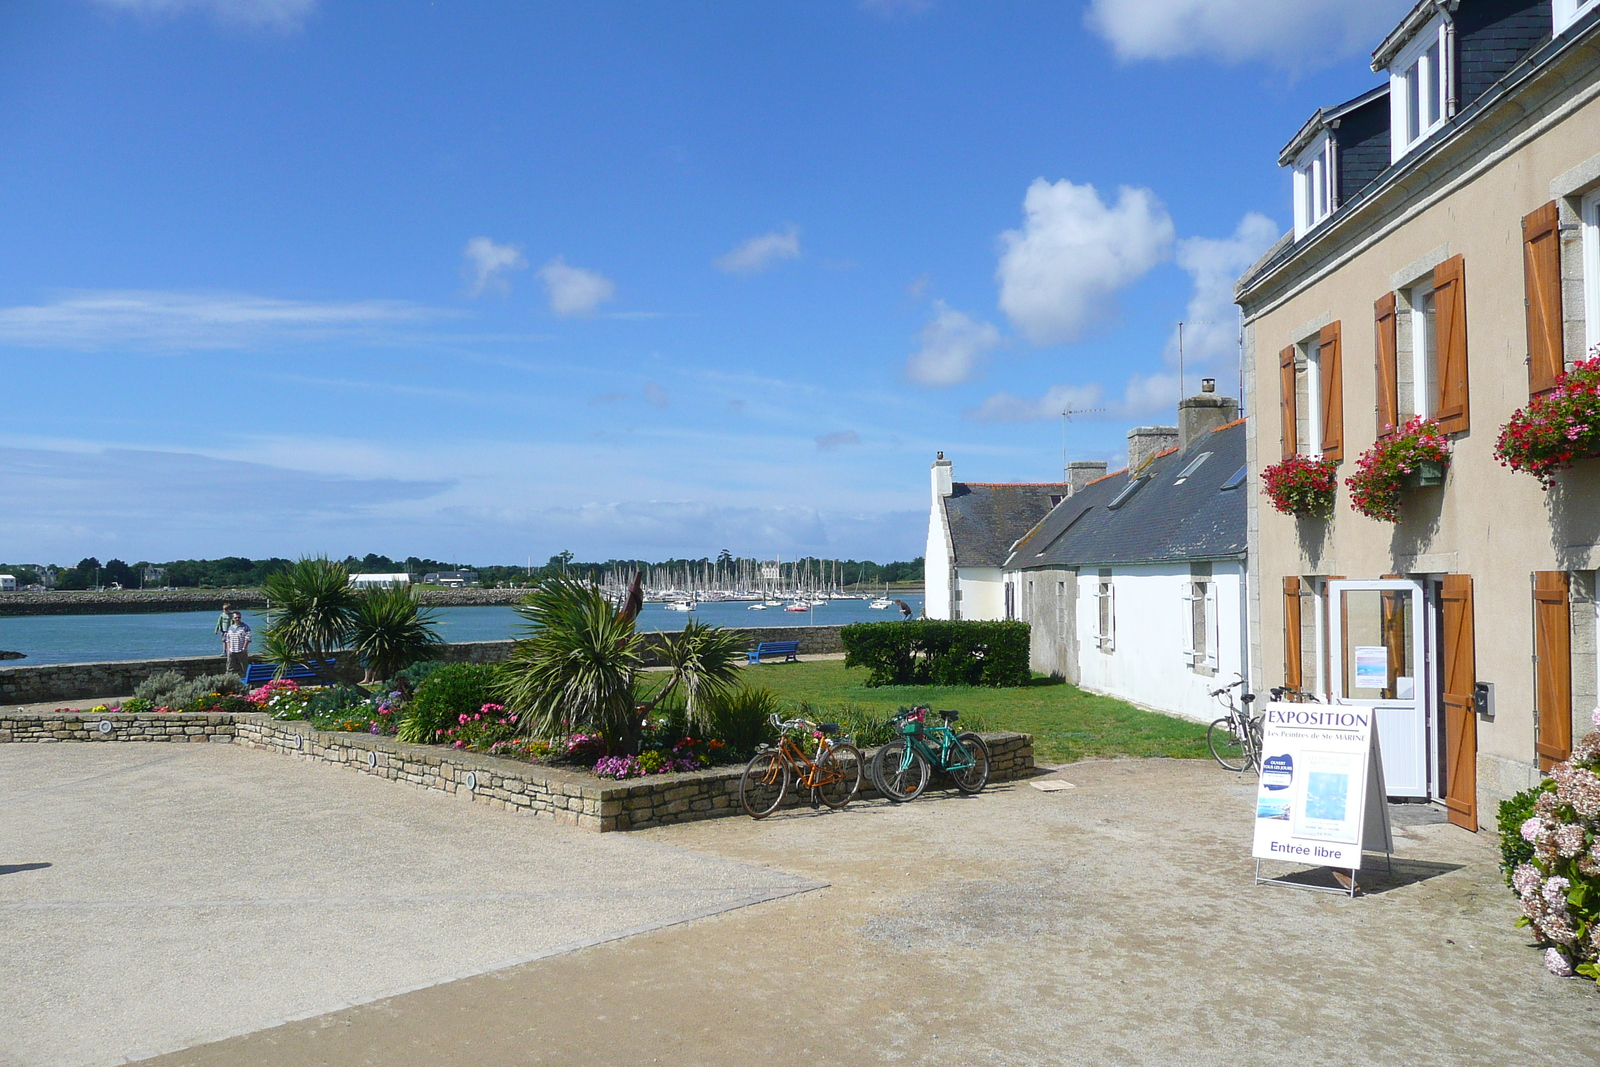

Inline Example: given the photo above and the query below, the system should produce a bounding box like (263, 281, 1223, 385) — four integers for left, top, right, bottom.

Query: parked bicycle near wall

(739, 714, 863, 818)
(870, 705, 990, 802)
(1206, 677, 1262, 772)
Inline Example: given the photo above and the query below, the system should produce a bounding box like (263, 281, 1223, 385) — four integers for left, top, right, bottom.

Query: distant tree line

(2, 552, 925, 590)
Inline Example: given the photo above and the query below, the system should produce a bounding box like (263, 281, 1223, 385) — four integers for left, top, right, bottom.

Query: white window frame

(1556, 0, 1600, 34)
(1389, 16, 1449, 162)
(1299, 336, 1323, 459)
(1182, 580, 1220, 672)
(1408, 280, 1437, 418)
(1584, 188, 1600, 353)
(1292, 133, 1334, 239)
(1096, 574, 1115, 653)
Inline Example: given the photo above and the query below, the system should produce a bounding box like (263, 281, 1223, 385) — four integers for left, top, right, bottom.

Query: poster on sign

(1251, 703, 1392, 872)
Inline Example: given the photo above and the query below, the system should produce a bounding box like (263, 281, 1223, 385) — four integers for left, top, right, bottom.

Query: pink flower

(1545, 947, 1576, 977)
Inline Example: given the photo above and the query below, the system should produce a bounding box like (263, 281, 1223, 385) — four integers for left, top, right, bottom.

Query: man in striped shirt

(224, 612, 252, 676)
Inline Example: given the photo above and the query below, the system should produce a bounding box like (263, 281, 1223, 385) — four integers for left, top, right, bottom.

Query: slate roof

(943, 482, 1070, 568)
(1004, 420, 1247, 570)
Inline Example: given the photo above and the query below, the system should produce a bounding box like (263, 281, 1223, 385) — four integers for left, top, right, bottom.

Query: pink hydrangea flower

(1545, 947, 1575, 977)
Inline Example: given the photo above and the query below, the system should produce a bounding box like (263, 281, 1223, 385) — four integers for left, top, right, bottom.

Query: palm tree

(261, 557, 360, 684)
(645, 621, 742, 733)
(350, 585, 444, 682)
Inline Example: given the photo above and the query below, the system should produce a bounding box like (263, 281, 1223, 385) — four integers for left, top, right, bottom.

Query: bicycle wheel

(816, 743, 863, 809)
(872, 740, 931, 802)
(949, 732, 991, 794)
(1246, 717, 1264, 772)
(1207, 717, 1249, 771)
(740, 750, 789, 818)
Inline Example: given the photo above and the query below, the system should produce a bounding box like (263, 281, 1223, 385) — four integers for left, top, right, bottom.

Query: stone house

(1236, 0, 1600, 829)
(1001, 392, 1247, 722)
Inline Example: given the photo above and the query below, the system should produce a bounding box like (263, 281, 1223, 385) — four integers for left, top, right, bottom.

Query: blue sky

(0, 0, 1410, 565)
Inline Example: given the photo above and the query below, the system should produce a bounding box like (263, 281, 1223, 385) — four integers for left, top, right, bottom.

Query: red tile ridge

(1084, 468, 1128, 486)
(1211, 417, 1247, 433)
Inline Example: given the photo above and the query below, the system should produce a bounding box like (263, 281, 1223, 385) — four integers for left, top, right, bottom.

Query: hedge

(840, 620, 1031, 688)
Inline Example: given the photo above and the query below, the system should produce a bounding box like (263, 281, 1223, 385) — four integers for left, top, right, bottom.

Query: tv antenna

(1061, 404, 1106, 481)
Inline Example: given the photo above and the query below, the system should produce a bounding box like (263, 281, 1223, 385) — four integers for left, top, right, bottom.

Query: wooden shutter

(1283, 577, 1302, 689)
(1375, 293, 1399, 438)
(1535, 571, 1573, 769)
(1319, 321, 1344, 461)
(1279, 345, 1298, 461)
(1523, 201, 1564, 397)
(1440, 574, 1478, 831)
(1433, 254, 1470, 434)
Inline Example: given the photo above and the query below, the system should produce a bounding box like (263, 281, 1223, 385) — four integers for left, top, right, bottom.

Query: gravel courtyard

(4, 744, 1597, 1066)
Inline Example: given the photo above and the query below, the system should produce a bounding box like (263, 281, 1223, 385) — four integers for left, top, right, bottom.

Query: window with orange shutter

(1523, 202, 1563, 397)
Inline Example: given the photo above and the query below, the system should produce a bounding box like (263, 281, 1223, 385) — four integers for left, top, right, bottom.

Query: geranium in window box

(1260, 455, 1338, 519)
(1345, 416, 1452, 522)
(1494, 354, 1600, 489)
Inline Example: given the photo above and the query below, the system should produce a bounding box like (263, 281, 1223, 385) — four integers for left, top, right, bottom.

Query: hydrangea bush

(1508, 710, 1600, 979)
(1260, 455, 1339, 518)
(1345, 416, 1452, 522)
(1495, 353, 1600, 487)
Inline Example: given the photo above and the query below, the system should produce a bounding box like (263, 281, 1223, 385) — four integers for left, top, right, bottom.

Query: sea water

(0, 596, 925, 666)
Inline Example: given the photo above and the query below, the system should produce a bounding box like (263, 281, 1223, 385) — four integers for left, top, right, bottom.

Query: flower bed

(1345, 416, 1452, 522)
(1502, 711, 1600, 980)
(1495, 355, 1600, 487)
(1260, 455, 1339, 518)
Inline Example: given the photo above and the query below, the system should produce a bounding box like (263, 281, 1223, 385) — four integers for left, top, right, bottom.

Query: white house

(924, 452, 1067, 621)
(0, 575, 15, 592)
(1003, 392, 1249, 722)
(348, 573, 413, 589)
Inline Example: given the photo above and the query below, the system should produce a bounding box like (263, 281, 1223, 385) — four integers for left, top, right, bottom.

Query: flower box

(1399, 459, 1447, 488)
(1260, 455, 1338, 519)
(1346, 417, 1452, 522)
(1495, 354, 1600, 487)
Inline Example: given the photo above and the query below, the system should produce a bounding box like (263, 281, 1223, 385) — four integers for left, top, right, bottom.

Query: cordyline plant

(1495, 353, 1600, 488)
(1345, 416, 1451, 522)
(1260, 455, 1339, 518)
(1509, 712, 1600, 980)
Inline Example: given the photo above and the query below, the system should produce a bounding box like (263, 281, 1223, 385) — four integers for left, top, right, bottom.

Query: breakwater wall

(0, 624, 847, 705)
(0, 587, 538, 617)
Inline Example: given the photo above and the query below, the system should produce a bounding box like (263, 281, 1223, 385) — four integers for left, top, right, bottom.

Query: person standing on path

(215, 602, 233, 654)
(224, 612, 252, 677)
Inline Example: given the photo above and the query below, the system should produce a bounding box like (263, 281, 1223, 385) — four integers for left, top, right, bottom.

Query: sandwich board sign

(1252, 702, 1393, 894)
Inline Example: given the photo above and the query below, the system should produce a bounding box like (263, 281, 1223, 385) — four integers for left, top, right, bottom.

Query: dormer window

(1556, 0, 1600, 34)
(1389, 17, 1449, 161)
(1293, 134, 1334, 239)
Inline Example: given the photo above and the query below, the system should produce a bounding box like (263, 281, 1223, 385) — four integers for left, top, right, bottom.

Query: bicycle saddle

(939, 710, 959, 722)
(816, 722, 840, 735)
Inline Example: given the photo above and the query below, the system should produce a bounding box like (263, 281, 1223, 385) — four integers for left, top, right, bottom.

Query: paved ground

(5, 746, 1599, 1067)
(0, 745, 819, 1067)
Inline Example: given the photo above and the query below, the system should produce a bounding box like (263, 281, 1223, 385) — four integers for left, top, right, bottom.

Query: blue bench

(747, 641, 800, 664)
(240, 660, 336, 686)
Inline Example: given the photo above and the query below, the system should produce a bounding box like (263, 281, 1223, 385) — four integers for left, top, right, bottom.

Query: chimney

(1066, 460, 1108, 496)
(1127, 425, 1179, 473)
(932, 451, 953, 499)
(1178, 392, 1240, 452)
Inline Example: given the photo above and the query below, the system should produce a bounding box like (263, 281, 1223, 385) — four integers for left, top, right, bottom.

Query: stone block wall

(1, 708, 1033, 833)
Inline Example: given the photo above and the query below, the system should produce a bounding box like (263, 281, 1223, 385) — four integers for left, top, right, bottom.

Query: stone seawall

(0, 708, 1033, 832)
(0, 587, 540, 617)
(0, 625, 847, 705)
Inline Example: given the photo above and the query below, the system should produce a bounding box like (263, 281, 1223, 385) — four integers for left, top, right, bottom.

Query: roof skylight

(1173, 451, 1213, 484)
(1107, 478, 1146, 510)
(1221, 464, 1247, 491)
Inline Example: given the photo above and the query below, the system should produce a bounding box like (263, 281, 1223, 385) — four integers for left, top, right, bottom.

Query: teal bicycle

(870, 705, 990, 802)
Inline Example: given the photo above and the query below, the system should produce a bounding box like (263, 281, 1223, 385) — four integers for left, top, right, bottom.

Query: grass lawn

(738, 658, 1210, 765)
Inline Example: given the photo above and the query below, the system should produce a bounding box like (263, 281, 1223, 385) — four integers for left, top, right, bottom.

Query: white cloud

(537, 256, 616, 317)
(462, 236, 526, 296)
(0, 290, 450, 351)
(1163, 211, 1283, 376)
(92, 0, 317, 31)
(964, 384, 1106, 424)
(904, 301, 1003, 386)
(816, 430, 861, 451)
(643, 381, 670, 409)
(714, 226, 801, 274)
(996, 179, 1174, 347)
(1120, 372, 1183, 418)
(1085, 0, 1409, 67)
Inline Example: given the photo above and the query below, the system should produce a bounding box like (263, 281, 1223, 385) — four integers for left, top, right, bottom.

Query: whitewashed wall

(925, 499, 953, 620)
(1074, 561, 1247, 722)
(956, 566, 1006, 621)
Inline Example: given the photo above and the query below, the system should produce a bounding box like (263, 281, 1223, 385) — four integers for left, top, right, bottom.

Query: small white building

(1003, 395, 1249, 722)
(348, 573, 413, 589)
(0, 575, 15, 592)
(924, 453, 1067, 621)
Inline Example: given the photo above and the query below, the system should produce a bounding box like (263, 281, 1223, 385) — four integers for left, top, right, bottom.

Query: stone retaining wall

(0, 626, 847, 705)
(0, 708, 1033, 833)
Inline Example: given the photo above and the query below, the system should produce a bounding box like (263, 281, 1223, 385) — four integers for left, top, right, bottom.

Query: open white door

(1327, 579, 1429, 798)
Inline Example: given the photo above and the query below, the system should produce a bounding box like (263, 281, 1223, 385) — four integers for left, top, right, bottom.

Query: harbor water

(0, 596, 926, 666)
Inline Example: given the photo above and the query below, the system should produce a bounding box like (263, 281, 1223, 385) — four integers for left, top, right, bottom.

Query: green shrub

(841, 620, 1031, 688)
(304, 685, 369, 720)
(120, 697, 155, 715)
(1500, 780, 1556, 887)
(399, 662, 500, 744)
(390, 659, 446, 692)
(704, 687, 780, 760)
(135, 670, 242, 709)
(133, 670, 186, 704)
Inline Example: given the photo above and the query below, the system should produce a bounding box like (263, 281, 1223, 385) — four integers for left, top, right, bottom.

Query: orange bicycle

(739, 714, 863, 818)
